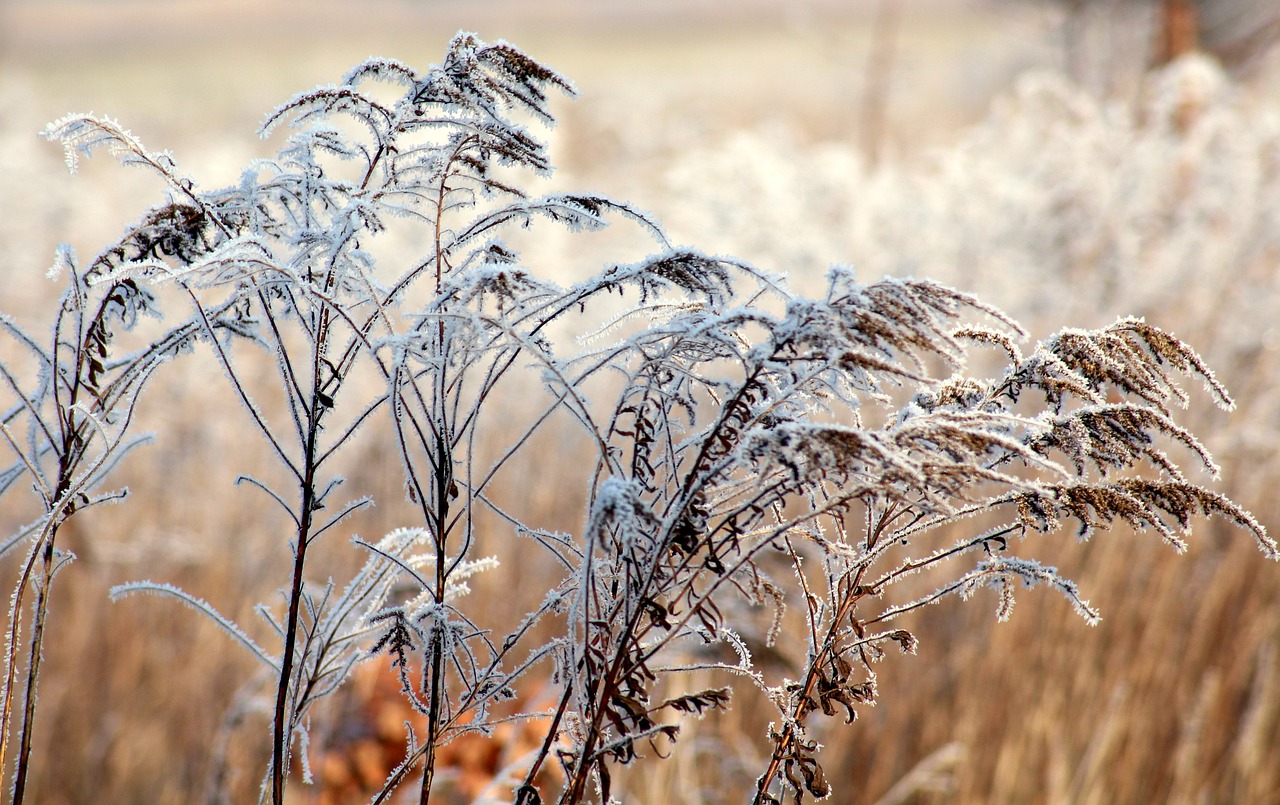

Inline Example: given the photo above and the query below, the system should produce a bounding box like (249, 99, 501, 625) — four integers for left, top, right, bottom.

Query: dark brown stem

(752, 572, 868, 804)
(418, 635, 444, 804)
(9, 399, 85, 804)
(269, 438, 321, 805)
(270, 296, 334, 804)
(418, 442, 450, 805)
(517, 682, 574, 802)
(10, 534, 56, 805)
(416, 229, 453, 801)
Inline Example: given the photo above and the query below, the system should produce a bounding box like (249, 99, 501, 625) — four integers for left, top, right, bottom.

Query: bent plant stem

(0, 536, 39, 792)
(6, 413, 86, 804)
(8, 520, 60, 805)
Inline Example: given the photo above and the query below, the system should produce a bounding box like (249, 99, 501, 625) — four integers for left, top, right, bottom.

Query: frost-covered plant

(0, 131, 249, 802)
(2, 33, 1274, 805)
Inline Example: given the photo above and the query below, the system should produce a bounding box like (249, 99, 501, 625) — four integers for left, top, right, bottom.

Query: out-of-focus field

(1, 2, 1279, 803)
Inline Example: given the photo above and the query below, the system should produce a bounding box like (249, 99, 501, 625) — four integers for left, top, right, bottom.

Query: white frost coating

(2, 35, 1270, 805)
(109, 581, 280, 668)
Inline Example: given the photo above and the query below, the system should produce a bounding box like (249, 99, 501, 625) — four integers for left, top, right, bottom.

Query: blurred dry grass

(1, 2, 1278, 803)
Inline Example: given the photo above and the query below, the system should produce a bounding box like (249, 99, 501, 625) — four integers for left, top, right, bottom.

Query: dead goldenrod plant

(1, 33, 1273, 805)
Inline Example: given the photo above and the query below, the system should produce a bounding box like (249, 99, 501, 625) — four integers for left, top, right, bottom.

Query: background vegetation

(0, 2, 1278, 803)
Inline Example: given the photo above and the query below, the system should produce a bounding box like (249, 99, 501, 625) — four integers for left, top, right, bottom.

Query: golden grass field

(1, 2, 1279, 803)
